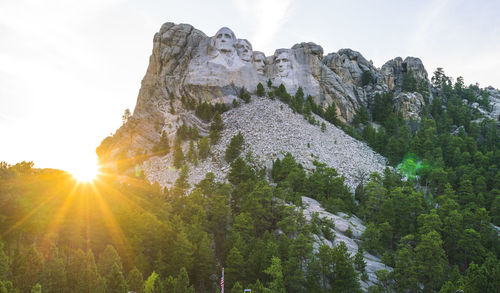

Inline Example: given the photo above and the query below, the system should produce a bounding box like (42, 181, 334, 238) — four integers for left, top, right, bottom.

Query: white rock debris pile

(143, 96, 387, 190)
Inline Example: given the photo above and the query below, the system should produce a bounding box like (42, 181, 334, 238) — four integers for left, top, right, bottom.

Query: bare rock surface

(393, 92, 425, 120)
(142, 96, 387, 190)
(301, 196, 392, 289)
(97, 22, 434, 164)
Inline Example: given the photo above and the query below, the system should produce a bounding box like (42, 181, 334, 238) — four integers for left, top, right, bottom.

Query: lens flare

(396, 153, 431, 180)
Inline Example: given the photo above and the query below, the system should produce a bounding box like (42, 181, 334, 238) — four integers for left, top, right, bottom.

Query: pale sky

(1, 0, 499, 173)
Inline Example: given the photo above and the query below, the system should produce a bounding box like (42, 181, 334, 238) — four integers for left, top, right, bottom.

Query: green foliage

(239, 87, 251, 103)
(228, 158, 255, 186)
(173, 267, 195, 293)
(195, 101, 229, 122)
(145, 271, 159, 293)
(402, 70, 418, 92)
(352, 106, 369, 126)
(152, 131, 170, 156)
(231, 281, 243, 293)
(176, 123, 199, 141)
(317, 243, 361, 292)
(98, 244, 122, 280)
(209, 111, 224, 144)
(372, 92, 393, 124)
(107, 263, 128, 293)
(361, 70, 373, 86)
(127, 267, 144, 293)
(415, 231, 447, 291)
(186, 140, 197, 165)
(30, 283, 42, 293)
(198, 137, 210, 160)
(173, 141, 184, 169)
(174, 165, 191, 194)
(320, 122, 326, 132)
(225, 132, 245, 162)
(264, 257, 286, 293)
(122, 108, 131, 125)
(256, 83, 265, 97)
(324, 103, 338, 125)
(226, 247, 244, 289)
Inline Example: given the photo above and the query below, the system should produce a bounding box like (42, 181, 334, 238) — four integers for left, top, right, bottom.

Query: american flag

(221, 267, 224, 293)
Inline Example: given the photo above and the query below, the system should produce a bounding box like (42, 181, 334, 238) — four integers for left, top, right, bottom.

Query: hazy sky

(1, 0, 499, 172)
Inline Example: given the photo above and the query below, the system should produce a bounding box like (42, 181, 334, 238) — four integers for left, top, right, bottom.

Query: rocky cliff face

(134, 22, 429, 122)
(97, 21, 431, 177)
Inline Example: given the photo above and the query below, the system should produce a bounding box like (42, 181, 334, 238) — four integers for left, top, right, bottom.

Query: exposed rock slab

(393, 92, 425, 120)
(302, 196, 392, 289)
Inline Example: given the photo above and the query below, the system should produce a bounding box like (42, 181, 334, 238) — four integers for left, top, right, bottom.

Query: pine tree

(98, 245, 122, 280)
(42, 254, 67, 293)
(256, 83, 265, 97)
(153, 131, 169, 155)
(175, 164, 191, 191)
(264, 257, 286, 293)
(30, 283, 42, 293)
(198, 137, 210, 160)
(226, 247, 244, 289)
(107, 263, 128, 293)
(173, 141, 185, 169)
(0, 242, 8, 281)
(13, 246, 44, 292)
(231, 281, 243, 293)
(209, 111, 224, 144)
(187, 140, 195, 163)
(173, 267, 194, 293)
(127, 267, 144, 293)
(415, 231, 446, 291)
(321, 122, 326, 132)
(324, 103, 338, 125)
(225, 132, 244, 162)
(145, 271, 159, 293)
(239, 87, 251, 103)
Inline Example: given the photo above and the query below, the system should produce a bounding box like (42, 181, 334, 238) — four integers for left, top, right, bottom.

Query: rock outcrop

(380, 56, 428, 92)
(393, 92, 425, 120)
(132, 23, 430, 125)
(302, 196, 392, 289)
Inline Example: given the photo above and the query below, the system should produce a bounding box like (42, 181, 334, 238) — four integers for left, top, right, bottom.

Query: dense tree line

(349, 68, 500, 292)
(0, 154, 363, 292)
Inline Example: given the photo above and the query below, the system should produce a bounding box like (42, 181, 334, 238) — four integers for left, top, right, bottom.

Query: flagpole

(221, 267, 224, 293)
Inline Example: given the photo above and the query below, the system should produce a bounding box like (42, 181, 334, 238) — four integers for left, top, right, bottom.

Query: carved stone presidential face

(275, 51, 292, 77)
(214, 27, 236, 53)
(253, 51, 266, 75)
(236, 39, 253, 62)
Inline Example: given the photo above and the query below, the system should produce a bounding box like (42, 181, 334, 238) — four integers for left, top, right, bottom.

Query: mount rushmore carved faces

(253, 51, 266, 75)
(236, 39, 253, 62)
(214, 27, 237, 53)
(275, 51, 293, 77)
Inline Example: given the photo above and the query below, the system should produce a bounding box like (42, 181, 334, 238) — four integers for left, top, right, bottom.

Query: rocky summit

(97, 22, 430, 181)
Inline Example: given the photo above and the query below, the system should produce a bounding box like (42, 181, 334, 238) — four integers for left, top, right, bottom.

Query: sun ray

(90, 182, 133, 264)
(2, 172, 72, 237)
(40, 182, 79, 252)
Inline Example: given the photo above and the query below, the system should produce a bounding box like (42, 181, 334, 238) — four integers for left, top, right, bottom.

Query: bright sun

(69, 159, 100, 182)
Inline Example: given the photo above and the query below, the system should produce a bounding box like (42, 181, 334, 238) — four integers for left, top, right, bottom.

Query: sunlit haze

(68, 157, 100, 182)
(1, 0, 499, 171)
